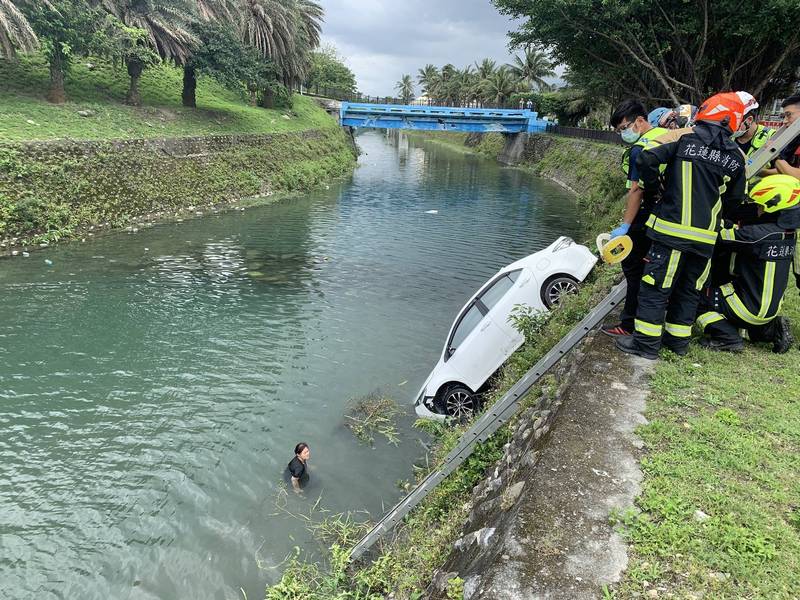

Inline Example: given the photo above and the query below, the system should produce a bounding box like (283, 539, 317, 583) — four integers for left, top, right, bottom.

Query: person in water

(287, 442, 310, 492)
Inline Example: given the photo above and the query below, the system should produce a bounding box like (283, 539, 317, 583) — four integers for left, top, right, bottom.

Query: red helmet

(695, 92, 745, 133)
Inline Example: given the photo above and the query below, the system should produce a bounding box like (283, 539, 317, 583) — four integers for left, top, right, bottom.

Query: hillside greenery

(0, 52, 336, 141)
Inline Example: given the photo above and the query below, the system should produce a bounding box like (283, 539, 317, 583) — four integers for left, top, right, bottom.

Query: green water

(0, 131, 581, 599)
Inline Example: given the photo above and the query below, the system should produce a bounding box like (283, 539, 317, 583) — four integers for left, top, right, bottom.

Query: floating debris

(424, 209, 439, 214)
(44, 259, 53, 266)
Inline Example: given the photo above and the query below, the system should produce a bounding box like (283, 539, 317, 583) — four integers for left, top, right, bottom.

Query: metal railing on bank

(545, 124, 624, 145)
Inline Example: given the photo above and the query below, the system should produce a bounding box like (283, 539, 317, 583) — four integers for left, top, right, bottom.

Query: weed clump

(344, 391, 402, 446)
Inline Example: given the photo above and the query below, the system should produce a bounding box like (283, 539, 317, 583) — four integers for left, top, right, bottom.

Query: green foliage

(0, 52, 338, 142)
(492, 0, 800, 105)
(445, 576, 464, 599)
(0, 124, 355, 244)
(508, 304, 549, 344)
(344, 391, 402, 446)
(189, 22, 263, 95)
(395, 74, 414, 104)
(304, 45, 357, 95)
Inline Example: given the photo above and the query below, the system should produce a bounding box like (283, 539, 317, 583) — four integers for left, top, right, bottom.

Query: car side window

(479, 270, 521, 312)
(448, 304, 484, 357)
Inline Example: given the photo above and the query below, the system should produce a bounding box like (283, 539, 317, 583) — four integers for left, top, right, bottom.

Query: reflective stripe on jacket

(717, 222, 795, 323)
(637, 123, 747, 258)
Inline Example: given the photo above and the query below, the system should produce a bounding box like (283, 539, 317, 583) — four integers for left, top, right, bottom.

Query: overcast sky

(318, 0, 525, 97)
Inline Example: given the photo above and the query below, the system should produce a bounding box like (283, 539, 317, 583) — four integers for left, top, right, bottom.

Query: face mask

(621, 124, 640, 144)
(731, 120, 750, 139)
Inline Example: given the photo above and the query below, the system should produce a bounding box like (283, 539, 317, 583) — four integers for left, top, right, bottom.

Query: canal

(0, 130, 581, 599)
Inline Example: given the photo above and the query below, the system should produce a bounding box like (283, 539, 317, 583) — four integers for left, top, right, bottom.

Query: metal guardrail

(349, 280, 627, 560)
(545, 124, 624, 145)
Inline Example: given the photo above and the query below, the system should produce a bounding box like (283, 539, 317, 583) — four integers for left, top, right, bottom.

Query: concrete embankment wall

(0, 127, 357, 250)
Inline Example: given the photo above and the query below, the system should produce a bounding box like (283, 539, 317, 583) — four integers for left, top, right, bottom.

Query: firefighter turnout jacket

(637, 122, 747, 258)
(699, 220, 796, 328)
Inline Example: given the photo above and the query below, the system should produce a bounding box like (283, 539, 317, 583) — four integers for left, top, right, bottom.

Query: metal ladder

(745, 117, 800, 179)
(350, 281, 627, 560)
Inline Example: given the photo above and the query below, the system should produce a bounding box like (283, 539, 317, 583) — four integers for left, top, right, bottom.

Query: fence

(545, 124, 624, 145)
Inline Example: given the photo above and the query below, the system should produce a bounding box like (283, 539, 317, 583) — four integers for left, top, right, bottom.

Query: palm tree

(480, 67, 520, 106)
(395, 74, 413, 104)
(508, 47, 555, 92)
(0, 0, 39, 59)
(416, 63, 438, 98)
(99, 0, 198, 105)
(474, 58, 496, 80)
(239, 0, 322, 89)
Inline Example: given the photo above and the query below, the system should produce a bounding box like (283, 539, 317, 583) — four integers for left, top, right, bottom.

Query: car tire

(438, 385, 480, 422)
(541, 274, 579, 309)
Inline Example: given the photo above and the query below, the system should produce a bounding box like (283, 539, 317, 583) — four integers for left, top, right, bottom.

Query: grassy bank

(0, 53, 334, 141)
(613, 291, 800, 599)
(0, 53, 356, 248)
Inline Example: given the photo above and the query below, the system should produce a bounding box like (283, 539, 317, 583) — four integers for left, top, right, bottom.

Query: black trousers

(633, 241, 711, 353)
(698, 287, 779, 345)
(620, 227, 652, 331)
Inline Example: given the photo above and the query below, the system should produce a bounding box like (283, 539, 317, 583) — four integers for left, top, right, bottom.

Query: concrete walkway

(449, 332, 654, 599)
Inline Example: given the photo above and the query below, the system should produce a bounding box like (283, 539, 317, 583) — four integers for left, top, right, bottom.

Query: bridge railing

(303, 86, 526, 110)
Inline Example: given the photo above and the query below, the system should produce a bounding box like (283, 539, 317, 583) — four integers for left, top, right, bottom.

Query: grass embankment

(265, 133, 624, 598)
(0, 52, 356, 247)
(0, 53, 334, 141)
(614, 292, 800, 598)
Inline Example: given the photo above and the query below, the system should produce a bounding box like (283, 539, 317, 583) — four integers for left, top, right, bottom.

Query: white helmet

(735, 91, 759, 116)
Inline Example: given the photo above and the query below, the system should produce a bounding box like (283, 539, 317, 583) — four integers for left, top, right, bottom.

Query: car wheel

(440, 385, 479, 421)
(542, 274, 579, 309)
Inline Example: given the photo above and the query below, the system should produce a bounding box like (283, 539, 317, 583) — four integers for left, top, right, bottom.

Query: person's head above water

(294, 442, 310, 461)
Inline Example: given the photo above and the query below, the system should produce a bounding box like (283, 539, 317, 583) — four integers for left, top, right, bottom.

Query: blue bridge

(340, 102, 547, 134)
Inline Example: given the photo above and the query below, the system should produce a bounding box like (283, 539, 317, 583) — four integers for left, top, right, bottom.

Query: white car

(414, 237, 597, 420)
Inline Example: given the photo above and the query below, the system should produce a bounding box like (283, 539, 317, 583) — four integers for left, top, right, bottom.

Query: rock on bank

(0, 127, 357, 250)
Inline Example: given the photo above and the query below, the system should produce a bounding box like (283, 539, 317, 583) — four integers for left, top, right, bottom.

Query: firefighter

(602, 100, 669, 337)
(733, 91, 775, 160)
(615, 92, 747, 360)
(648, 106, 679, 130)
(697, 175, 800, 353)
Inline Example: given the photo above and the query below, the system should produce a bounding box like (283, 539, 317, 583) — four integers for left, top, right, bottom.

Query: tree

(98, 0, 197, 105)
(492, 0, 800, 105)
(474, 58, 496, 80)
(239, 0, 322, 89)
(0, 0, 40, 59)
(416, 63, 438, 98)
(21, 0, 107, 103)
(395, 74, 414, 104)
(304, 44, 356, 95)
(480, 66, 519, 106)
(508, 46, 554, 92)
(182, 21, 261, 107)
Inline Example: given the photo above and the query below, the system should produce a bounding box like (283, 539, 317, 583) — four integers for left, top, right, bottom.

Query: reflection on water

(0, 130, 580, 600)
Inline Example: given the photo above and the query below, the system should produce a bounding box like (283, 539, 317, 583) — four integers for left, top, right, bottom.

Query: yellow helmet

(748, 175, 800, 213)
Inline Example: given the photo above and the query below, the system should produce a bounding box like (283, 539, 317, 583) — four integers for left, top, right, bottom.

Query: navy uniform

(698, 209, 798, 352)
(622, 122, 747, 357)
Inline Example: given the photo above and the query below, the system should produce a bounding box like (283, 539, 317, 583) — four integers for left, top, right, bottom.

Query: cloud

(318, 0, 524, 96)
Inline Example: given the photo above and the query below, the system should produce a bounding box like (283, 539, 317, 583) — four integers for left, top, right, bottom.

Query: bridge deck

(340, 102, 547, 133)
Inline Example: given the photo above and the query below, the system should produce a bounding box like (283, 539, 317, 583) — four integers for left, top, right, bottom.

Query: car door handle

(480, 320, 492, 331)
(519, 275, 531, 287)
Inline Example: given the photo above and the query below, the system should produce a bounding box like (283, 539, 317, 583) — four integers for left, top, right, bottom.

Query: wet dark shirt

(287, 457, 306, 481)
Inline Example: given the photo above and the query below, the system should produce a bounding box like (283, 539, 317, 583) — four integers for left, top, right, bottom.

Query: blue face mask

(621, 124, 640, 144)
